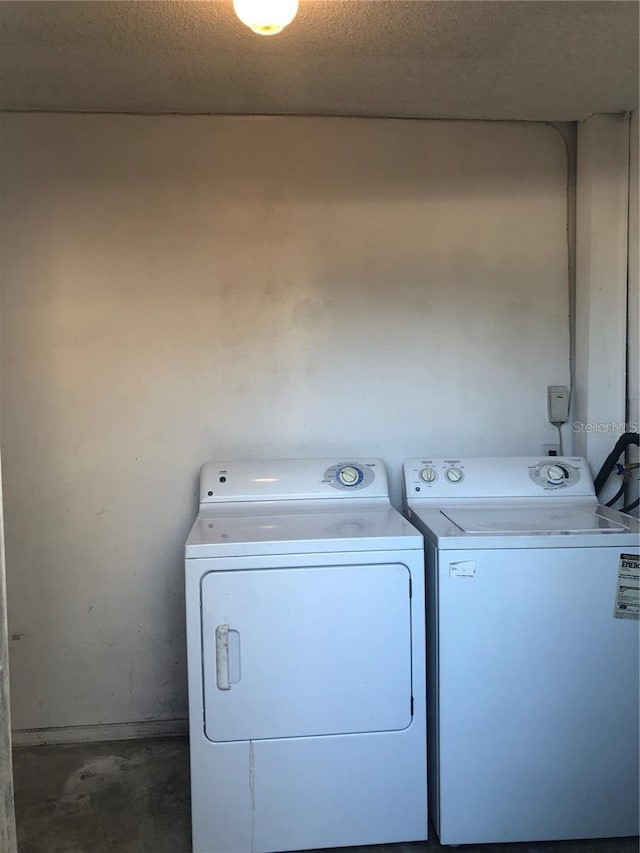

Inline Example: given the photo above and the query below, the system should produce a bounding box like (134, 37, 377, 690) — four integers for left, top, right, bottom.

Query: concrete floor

(12, 737, 640, 853)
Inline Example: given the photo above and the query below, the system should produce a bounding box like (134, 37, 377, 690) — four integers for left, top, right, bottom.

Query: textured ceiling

(0, 0, 638, 120)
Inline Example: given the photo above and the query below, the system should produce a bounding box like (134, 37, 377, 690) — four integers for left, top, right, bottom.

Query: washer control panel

(409, 460, 468, 494)
(324, 462, 376, 491)
(403, 457, 593, 499)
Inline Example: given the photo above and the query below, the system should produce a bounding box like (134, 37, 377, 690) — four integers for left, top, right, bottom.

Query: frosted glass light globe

(233, 0, 299, 35)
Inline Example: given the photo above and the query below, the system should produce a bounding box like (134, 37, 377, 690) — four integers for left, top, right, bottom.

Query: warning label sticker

(449, 560, 476, 578)
(614, 554, 640, 620)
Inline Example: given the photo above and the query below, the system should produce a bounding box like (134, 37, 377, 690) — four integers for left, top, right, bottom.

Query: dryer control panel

(403, 457, 595, 500)
(200, 458, 388, 504)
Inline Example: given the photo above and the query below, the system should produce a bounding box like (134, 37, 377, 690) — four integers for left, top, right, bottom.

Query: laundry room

(0, 3, 638, 853)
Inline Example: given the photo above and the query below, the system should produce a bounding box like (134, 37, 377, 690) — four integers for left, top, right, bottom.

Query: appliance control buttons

(338, 466, 362, 487)
(445, 467, 464, 483)
(420, 466, 437, 483)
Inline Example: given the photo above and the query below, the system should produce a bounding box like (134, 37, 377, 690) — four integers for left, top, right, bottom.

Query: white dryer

(403, 456, 639, 846)
(185, 458, 427, 853)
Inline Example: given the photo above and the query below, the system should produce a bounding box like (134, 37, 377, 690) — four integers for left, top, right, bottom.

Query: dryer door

(201, 563, 412, 742)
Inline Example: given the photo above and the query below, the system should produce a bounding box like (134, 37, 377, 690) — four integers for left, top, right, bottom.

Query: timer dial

(420, 466, 437, 483)
(337, 466, 361, 486)
(446, 467, 463, 483)
(325, 462, 374, 491)
(542, 463, 567, 484)
(529, 460, 579, 489)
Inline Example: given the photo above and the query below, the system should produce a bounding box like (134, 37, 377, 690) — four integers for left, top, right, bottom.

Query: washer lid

(185, 504, 422, 558)
(440, 505, 629, 535)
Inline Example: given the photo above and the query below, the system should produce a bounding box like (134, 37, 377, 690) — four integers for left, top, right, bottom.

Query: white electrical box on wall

(547, 386, 570, 425)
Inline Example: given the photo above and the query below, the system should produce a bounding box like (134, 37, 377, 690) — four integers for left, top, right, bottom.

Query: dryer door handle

(215, 624, 231, 690)
(215, 625, 241, 690)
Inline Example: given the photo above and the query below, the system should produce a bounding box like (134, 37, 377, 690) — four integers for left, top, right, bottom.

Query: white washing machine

(185, 458, 427, 853)
(403, 456, 639, 846)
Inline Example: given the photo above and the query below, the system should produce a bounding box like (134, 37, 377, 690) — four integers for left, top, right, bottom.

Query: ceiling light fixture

(232, 0, 299, 35)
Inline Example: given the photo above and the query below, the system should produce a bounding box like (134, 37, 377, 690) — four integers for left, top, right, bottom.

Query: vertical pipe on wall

(549, 122, 578, 458)
(0, 390, 17, 851)
(626, 109, 639, 514)
(574, 114, 630, 504)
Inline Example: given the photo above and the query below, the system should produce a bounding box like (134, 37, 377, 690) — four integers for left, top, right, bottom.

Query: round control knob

(543, 464, 566, 484)
(338, 466, 361, 486)
(420, 466, 437, 483)
(446, 467, 463, 483)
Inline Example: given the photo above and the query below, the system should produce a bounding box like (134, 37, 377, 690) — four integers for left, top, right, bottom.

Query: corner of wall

(574, 114, 631, 498)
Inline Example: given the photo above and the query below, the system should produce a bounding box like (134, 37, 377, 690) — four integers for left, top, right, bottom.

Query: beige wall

(0, 114, 570, 731)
